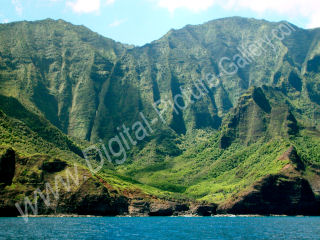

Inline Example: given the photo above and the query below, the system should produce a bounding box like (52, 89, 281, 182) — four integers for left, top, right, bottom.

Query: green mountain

(1, 17, 320, 216)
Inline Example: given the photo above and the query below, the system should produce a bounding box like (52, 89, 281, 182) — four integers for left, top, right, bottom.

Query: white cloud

(152, 0, 320, 28)
(66, 0, 101, 13)
(106, 0, 115, 5)
(155, 0, 216, 13)
(3, 19, 9, 23)
(12, 0, 23, 15)
(109, 18, 126, 27)
(308, 14, 320, 29)
(66, 0, 115, 14)
(222, 0, 320, 29)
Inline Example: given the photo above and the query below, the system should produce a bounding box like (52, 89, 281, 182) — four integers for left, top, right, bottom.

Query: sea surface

(0, 216, 320, 239)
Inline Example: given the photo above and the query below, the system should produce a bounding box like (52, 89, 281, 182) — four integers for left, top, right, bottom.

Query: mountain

(0, 17, 320, 216)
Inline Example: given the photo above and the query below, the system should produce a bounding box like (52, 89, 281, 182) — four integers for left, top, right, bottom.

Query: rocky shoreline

(16, 213, 317, 218)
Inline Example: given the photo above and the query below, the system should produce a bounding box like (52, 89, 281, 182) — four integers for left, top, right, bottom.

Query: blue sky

(1, 0, 319, 46)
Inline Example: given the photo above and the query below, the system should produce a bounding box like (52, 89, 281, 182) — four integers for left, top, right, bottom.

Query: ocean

(0, 216, 320, 239)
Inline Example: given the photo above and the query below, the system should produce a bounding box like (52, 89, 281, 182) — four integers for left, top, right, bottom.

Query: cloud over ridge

(154, 0, 320, 28)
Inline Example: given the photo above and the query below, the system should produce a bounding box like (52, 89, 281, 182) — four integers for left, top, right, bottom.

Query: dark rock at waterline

(148, 201, 182, 216)
(56, 178, 129, 216)
(192, 204, 217, 216)
(217, 174, 319, 215)
(174, 203, 190, 212)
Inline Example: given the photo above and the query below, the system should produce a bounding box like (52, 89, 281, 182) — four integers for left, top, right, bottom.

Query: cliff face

(220, 86, 299, 148)
(1, 18, 320, 142)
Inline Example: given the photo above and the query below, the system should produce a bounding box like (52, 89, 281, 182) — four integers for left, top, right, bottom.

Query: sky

(1, 0, 320, 46)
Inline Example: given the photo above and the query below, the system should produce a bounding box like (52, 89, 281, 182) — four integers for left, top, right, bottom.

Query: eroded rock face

(278, 146, 304, 171)
(190, 204, 217, 216)
(61, 178, 129, 216)
(219, 87, 271, 149)
(218, 174, 319, 215)
(127, 198, 216, 216)
(148, 202, 175, 216)
(219, 87, 300, 149)
(128, 199, 150, 216)
(0, 148, 16, 186)
(0, 151, 131, 217)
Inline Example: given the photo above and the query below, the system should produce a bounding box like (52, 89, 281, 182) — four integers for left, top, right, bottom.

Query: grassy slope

(117, 129, 320, 203)
(0, 100, 176, 201)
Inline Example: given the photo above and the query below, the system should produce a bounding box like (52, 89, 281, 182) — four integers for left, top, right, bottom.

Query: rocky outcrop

(212, 145, 319, 216)
(219, 87, 300, 149)
(128, 198, 151, 216)
(0, 148, 16, 187)
(148, 201, 175, 216)
(127, 196, 217, 216)
(219, 87, 271, 149)
(278, 146, 304, 171)
(217, 174, 319, 215)
(190, 204, 217, 216)
(0, 151, 130, 217)
(56, 178, 129, 216)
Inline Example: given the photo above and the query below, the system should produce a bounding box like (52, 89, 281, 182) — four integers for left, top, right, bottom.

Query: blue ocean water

(0, 217, 320, 240)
